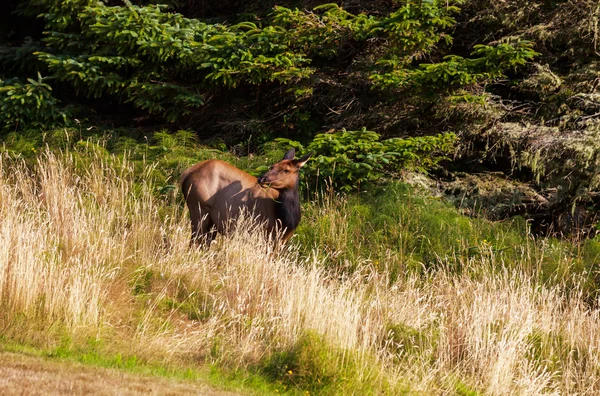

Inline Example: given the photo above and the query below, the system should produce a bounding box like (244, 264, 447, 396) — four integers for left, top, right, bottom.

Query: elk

(180, 148, 312, 245)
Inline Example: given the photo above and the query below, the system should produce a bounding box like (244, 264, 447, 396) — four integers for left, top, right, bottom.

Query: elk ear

(282, 148, 295, 160)
(294, 151, 313, 169)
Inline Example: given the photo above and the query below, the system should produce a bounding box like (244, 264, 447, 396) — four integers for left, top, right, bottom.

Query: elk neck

(275, 178, 301, 232)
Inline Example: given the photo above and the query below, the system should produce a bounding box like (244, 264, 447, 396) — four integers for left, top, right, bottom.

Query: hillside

(0, 146, 598, 394)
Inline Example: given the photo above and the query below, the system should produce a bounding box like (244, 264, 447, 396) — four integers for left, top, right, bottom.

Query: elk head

(257, 149, 313, 190)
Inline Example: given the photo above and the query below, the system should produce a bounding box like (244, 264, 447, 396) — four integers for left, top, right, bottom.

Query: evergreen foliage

(278, 128, 456, 190)
(2, 0, 536, 131)
(0, 74, 66, 130)
(33, 0, 312, 121)
(372, 41, 539, 90)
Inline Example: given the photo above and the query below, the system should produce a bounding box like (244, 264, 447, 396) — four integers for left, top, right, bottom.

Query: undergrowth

(297, 183, 600, 295)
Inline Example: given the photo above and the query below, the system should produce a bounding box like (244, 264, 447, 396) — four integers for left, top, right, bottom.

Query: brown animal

(180, 148, 312, 245)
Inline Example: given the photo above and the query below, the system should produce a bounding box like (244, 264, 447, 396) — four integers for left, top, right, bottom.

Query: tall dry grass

(1, 149, 600, 394)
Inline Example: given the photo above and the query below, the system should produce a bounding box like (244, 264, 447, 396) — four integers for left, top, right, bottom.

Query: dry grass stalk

(1, 149, 600, 393)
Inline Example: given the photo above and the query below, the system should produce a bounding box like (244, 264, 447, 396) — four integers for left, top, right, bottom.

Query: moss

(519, 63, 562, 97)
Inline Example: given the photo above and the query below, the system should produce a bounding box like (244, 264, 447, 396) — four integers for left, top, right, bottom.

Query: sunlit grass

(1, 146, 600, 394)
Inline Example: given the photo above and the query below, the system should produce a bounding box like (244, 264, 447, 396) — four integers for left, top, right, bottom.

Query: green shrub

(271, 3, 377, 59)
(0, 74, 67, 131)
(261, 331, 353, 393)
(296, 181, 600, 294)
(33, 0, 313, 122)
(2, 0, 539, 131)
(372, 40, 539, 90)
(278, 128, 456, 191)
(371, 0, 460, 62)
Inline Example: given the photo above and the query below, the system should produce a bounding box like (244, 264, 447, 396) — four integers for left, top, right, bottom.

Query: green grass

(0, 337, 203, 380)
(295, 182, 600, 295)
(1, 127, 286, 189)
(0, 336, 286, 395)
(260, 331, 391, 394)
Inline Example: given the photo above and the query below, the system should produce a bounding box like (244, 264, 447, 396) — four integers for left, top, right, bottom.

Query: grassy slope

(1, 136, 600, 394)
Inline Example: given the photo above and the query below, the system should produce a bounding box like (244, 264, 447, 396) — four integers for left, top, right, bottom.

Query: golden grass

(1, 149, 600, 394)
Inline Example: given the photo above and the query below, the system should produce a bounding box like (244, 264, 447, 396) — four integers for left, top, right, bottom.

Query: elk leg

(190, 205, 214, 247)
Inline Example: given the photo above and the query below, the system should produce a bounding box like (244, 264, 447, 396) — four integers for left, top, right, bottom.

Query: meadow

(1, 135, 600, 394)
